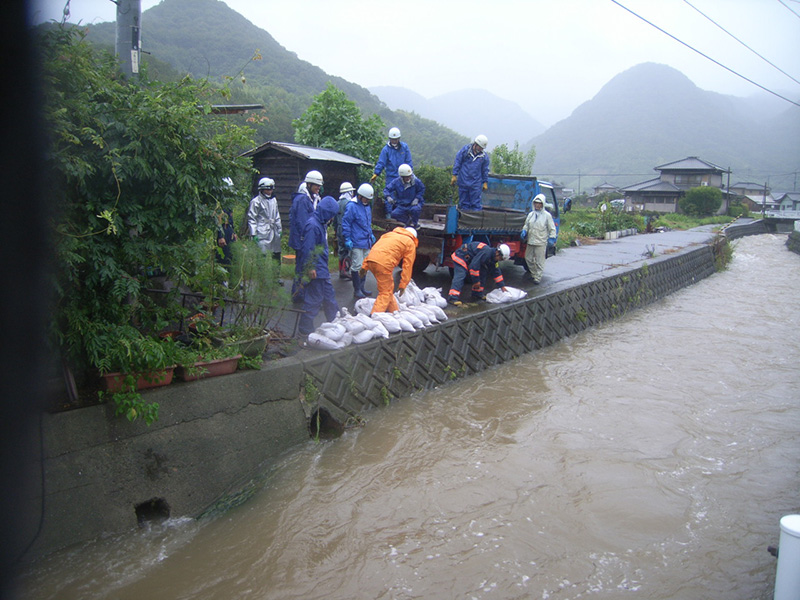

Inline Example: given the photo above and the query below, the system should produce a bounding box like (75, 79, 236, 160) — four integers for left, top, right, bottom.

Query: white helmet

(533, 193, 545, 206)
(357, 183, 374, 200)
(405, 226, 417, 238)
(258, 177, 274, 189)
(304, 170, 324, 186)
(398, 164, 413, 177)
(388, 127, 401, 139)
(473, 134, 488, 149)
(498, 244, 511, 260)
(340, 181, 355, 194)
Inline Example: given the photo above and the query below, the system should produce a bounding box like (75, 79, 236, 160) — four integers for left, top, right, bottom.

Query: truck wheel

(412, 255, 430, 276)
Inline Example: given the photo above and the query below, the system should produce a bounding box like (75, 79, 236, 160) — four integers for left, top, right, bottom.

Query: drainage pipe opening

(309, 408, 344, 440)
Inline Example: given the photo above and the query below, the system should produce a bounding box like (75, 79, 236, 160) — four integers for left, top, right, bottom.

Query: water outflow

(15, 234, 800, 600)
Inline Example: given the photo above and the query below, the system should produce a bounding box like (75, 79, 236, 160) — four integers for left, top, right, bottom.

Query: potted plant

(211, 239, 289, 357)
(174, 338, 242, 382)
(93, 324, 178, 393)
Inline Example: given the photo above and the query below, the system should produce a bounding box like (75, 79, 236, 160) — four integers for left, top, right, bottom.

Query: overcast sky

(30, 0, 800, 127)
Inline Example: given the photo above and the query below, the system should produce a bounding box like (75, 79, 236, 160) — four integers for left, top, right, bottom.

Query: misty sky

(31, 0, 800, 127)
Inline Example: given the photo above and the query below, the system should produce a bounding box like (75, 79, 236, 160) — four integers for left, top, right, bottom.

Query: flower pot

(102, 367, 175, 393)
(176, 354, 241, 382)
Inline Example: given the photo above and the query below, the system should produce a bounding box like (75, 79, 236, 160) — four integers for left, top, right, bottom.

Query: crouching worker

(447, 242, 510, 306)
(361, 226, 418, 314)
(298, 196, 340, 336)
(383, 164, 425, 227)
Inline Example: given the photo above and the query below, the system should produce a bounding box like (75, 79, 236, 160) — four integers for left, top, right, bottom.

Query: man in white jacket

(521, 193, 556, 284)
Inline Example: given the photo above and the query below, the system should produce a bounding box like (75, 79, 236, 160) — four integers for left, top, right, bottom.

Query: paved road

(283, 226, 720, 334)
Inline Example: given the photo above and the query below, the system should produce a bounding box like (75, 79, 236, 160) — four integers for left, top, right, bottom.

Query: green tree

(490, 141, 536, 175)
(679, 186, 723, 217)
(415, 164, 458, 205)
(42, 26, 254, 374)
(292, 82, 385, 161)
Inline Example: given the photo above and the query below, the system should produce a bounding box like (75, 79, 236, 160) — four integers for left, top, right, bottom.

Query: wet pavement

(286, 225, 720, 333)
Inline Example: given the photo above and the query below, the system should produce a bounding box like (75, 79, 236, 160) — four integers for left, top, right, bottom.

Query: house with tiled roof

(729, 181, 777, 213)
(621, 157, 731, 213)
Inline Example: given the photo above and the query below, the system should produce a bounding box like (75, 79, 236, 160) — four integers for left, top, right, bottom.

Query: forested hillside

(530, 63, 800, 192)
(82, 0, 468, 166)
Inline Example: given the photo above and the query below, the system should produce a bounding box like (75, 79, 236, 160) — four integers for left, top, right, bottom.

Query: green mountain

(529, 63, 800, 192)
(84, 0, 468, 167)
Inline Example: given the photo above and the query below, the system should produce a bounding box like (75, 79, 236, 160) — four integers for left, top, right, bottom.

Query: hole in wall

(135, 497, 170, 527)
(309, 407, 344, 440)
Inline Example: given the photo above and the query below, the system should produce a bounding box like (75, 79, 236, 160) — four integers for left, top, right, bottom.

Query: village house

(621, 156, 731, 214)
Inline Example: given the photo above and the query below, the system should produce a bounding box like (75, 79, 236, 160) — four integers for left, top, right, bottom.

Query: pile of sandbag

(304, 281, 449, 350)
(486, 286, 527, 303)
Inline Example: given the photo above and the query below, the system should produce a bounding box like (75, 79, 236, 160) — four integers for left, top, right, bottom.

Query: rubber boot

(352, 271, 366, 299)
(359, 272, 372, 297)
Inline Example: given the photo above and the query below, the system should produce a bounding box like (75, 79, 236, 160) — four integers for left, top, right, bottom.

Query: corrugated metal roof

(242, 141, 371, 166)
(655, 156, 727, 172)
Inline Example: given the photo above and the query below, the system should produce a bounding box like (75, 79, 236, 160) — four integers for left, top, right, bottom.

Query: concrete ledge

(21, 242, 721, 560)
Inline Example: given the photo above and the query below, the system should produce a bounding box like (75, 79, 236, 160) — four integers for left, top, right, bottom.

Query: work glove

(386, 196, 395, 205)
(548, 237, 556, 246)
(482, 182, 488, 191)
(369, 233, 376, 246)
(359, 267, 368, 278)
(345, 239, 353, 250)
(450, 175, 457, 186)
(411, 198, 419, 206)
(520, 230, 527, 241)
(370, 174, 377, 183)
(398, 287, 406, 297)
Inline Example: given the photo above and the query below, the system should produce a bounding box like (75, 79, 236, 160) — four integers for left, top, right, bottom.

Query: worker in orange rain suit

(447, 242, 510, 306)
(360, 226, 418, 314)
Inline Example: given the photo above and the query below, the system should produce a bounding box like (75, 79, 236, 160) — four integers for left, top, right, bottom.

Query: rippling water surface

(15, 234, 800, 599)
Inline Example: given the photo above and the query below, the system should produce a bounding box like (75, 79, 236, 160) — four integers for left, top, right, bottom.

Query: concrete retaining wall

(21, 243, 719, 561)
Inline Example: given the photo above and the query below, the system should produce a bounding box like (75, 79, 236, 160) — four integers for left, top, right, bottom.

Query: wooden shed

(242, 141, 372, 227)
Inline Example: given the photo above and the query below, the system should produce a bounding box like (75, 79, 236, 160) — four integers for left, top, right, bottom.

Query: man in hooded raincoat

(297, 195, 340, 336)
(361, 226, 418, 314)
(521, 193, 557, 284)
(382, 164, 425, 227)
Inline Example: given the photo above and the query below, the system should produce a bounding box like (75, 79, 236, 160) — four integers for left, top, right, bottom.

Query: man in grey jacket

(247, 177, 282, 266)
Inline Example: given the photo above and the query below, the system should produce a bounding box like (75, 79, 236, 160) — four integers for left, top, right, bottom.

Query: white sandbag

(354, 297, 375, 315)
(351, 329, 376, 344)
(317, 322, 347, 341)
(408, 307, 432, 327)
(426, 303, 448, 322)
(339, 332, 353, 347)
(414, 304, 440, 323)
(422, 287, 448, 309)
(486, 286, 527, 304)
(306, 332, 344, 350)
(393, 312, 415, 332)
(372, 321, 390, 338)
(355, 312, 380, 329)
(341, 318, 366, 335)
(398, 308, 424, 330)
(372, 312, 402, 333)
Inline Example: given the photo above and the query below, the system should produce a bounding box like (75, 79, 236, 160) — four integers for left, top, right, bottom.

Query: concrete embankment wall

(21, 242, 719, 561)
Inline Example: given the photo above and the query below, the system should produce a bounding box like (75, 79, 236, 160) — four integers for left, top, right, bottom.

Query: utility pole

(762, 182, 767, 218)
(115, 0, 142, 79)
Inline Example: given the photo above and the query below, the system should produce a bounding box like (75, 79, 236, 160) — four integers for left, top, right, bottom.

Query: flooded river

(15, 234, 800, 599)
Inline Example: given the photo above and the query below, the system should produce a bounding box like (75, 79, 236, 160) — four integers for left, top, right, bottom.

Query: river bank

(19, 224, 740, 561)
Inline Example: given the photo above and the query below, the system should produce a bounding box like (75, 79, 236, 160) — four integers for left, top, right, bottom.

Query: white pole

(774, 514, 800, 600)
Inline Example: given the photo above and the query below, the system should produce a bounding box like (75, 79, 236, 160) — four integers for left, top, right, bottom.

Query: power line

(682, 0, 800, 87)
(776, 0, 800, 19)
(609, 0, 800, 108)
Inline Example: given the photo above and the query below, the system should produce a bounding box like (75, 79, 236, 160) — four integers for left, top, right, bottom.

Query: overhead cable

(776, 0, 800, 19)
(609, 0, 800, 108)
(682, 0, 800, 87)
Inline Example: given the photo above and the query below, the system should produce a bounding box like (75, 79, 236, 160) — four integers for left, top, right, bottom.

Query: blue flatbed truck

(391, 174, 560, 274)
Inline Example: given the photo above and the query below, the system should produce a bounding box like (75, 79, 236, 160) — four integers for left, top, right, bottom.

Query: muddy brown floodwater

(14, 234, 800, 600)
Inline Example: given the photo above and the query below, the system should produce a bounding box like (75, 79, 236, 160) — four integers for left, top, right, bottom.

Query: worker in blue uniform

(451, 134, 490, 211)
(447, 242, 510, 305)
(297, 196, 340, 336)
(383, 164, 425, 227)
(370, 127, 413, 185)
(288, 170, 323, 303)
(342, 183, 376, 299)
